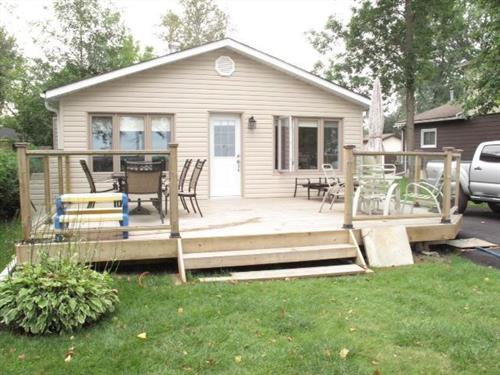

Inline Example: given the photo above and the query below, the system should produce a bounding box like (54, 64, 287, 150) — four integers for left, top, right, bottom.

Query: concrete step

(183, 243, 357, 270)
(198, 264, 369, 282)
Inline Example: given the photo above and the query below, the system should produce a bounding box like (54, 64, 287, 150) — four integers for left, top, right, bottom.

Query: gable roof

(43, 38, 370, 108)
(363, 133, 400, 143)
(414, 103, 464, 123)
(0, 127, 18, 140)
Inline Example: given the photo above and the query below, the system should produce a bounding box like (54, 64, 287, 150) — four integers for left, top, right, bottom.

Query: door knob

(474, 166, 482, 171)
(236, 154, 240, 172)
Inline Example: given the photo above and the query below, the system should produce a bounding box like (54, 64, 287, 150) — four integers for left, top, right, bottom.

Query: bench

(54, 193, 129, 239)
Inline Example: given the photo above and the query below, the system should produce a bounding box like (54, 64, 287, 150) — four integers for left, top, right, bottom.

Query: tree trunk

(404, 0, 416, 152)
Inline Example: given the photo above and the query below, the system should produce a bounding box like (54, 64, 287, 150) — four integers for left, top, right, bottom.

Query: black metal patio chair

(80, 159, 119, 208)
(179, 159, 206, 217)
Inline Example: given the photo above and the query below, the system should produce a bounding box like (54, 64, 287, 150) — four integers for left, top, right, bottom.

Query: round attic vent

(215, 56, 235, 76)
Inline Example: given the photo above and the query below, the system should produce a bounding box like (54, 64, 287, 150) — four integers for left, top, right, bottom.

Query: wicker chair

(179, 159, 206, 217)
(124, 160, 165, 223)
(79, 159, 118, 208)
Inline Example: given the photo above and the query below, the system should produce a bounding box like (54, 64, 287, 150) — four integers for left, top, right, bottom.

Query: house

(42, 38, 370, 199)
(0, 127, 18, 151)
(404, 103, 500, 160)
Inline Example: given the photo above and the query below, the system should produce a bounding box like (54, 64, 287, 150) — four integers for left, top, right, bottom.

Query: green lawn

(0, 222, 499, 374)
(0, 220, 19, 269)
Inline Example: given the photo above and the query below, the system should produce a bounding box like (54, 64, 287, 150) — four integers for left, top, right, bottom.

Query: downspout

(43, 94, 61, 149)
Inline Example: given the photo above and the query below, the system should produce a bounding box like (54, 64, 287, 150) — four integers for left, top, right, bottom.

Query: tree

(0, 25, 23, 119)
(11, 0, 155, 146)
(463, 0, 500, 114)
(308, 0, 470, 150)
(159, 0, 229, 52)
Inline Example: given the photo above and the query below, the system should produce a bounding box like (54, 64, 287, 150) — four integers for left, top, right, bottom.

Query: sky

(0, 0, 354, 71)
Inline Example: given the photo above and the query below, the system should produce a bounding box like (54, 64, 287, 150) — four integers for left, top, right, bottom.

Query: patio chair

(80, 159, 119, 208)
(402, 166, 444, 214)
(353, 164, 400, 215)
(124, 160, 165, 223)
(179, 159, 206, 217)
(319, 164, 345, 212)
(178, 158, 193, 212)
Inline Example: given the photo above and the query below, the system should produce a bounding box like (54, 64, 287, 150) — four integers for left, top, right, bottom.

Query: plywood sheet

(361, 225, 414, 267)
(443, 238, 498, 249)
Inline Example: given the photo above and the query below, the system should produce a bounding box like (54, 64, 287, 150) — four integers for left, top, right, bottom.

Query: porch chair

(402, 166, 444, 214)
(319, 164, 345, 212)
(80, 159, 119, 208)
(179, 159, 206, 217)
(124, 160, 165, 223)
(178, 158, 193, 212)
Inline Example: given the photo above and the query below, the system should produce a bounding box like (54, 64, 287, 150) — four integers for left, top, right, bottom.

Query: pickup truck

(426, 141, 500, 214)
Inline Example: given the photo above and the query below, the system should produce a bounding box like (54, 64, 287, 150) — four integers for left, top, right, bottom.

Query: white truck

(427, 141, 500, 214)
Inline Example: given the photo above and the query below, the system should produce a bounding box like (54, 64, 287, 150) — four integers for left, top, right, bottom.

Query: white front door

(210, 114, 241, 197)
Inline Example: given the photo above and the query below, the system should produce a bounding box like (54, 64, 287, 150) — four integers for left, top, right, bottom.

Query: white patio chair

(353, 164, 401, 216)
(319, 164, 345, 212)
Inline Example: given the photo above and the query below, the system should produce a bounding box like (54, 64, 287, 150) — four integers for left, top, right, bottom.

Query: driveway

(459, 205, 500, 244)
(457, 205, 500, 268)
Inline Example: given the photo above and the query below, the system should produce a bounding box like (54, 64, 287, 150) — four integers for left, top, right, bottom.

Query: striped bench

(54, 193, 129, 238)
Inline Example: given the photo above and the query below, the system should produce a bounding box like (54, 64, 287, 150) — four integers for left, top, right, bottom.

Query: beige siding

(59, 48, 364, 199)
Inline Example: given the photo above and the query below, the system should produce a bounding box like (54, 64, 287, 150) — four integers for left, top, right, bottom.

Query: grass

(0, 219, 20, 269)
(0, 223, 499, 374)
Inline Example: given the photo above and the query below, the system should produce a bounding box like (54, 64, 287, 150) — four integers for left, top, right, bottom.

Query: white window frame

(420, 128, 437, 148)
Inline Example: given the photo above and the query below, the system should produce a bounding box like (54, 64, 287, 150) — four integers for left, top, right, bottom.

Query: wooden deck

(17, 197, 463, 264)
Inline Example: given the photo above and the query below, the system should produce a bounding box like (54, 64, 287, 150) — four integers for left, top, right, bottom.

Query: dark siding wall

(414, 113, 500, 160)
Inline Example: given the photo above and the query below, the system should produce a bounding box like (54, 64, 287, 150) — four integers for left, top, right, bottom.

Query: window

(91, 116, 113, 172)
(323, 121, 340, 169)
(298, 119, 319, 169)
(421, 128, 437, 148)
(89, 114, 173, 172)
(213, 121, 236, 157)
(480, 145, 500, 163)
(274, 117, 341, 171)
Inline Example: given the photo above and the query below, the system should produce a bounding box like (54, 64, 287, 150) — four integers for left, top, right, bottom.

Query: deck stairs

(176, 230, 370, 283)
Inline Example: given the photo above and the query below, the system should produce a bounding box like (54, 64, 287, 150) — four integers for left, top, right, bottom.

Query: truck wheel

(457, 187, 468, 214)
(488, 202, 500, 214)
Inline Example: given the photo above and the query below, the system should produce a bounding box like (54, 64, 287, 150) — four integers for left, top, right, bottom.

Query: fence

(15, 143, 180, 241)
(342, 145, 462, 229)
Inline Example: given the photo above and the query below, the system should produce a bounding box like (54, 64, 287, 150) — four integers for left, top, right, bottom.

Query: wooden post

(343, 145, 355, 229)
(413, 154, 422, 194)
(454, 149, 462, 209)
(64, 155, 71, 193)
(57, 155, 64, 195)
(169, 144, 180, 238)
(43, 156, 52, 214)
(15, 143, 32, 241)
(441, 147, 454, 223)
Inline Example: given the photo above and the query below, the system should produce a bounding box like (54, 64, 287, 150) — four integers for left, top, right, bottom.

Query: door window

(213, 122, 235, 157)
(479, 145, 500, 163)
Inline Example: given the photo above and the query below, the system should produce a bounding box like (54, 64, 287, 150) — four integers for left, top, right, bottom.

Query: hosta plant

(0, 254, 119, 334)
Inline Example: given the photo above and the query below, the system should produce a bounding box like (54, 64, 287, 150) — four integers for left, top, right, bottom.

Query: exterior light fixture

(248, 116, 257, 130)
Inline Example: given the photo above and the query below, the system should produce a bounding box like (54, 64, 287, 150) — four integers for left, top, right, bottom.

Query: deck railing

(342, 146, 462, 229)
(15, 143, 180, 241)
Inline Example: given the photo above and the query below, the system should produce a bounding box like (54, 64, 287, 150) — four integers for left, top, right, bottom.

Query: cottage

(43, 38, 369, 199)
(401, 103, 500, 160)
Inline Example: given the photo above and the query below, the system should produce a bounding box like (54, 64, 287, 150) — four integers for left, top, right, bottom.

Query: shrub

(0, 150, 19, 219)
(0, 255, 119, 334)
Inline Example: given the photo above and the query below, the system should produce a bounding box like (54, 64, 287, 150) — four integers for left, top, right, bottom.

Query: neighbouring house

(42, 38, 369, 199)
(397, 103, 500, 160)
(0, 127, 18, 151)
(363, 132, 402, 166)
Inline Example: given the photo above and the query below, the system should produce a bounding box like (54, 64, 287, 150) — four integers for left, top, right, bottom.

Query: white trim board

(43, 38, 370, 108)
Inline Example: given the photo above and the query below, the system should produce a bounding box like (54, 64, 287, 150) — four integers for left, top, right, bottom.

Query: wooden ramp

(177, 230, 370, 283)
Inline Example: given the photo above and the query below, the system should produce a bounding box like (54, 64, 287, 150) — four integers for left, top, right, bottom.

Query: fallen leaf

(70, 335, 75, 340)
(324, 349, 332, 358)
(64, 353, 73, 363)
(178, 307, 184, 315)
(484, 277, 489, 281)
(182, 350, 188, 356)
(206, 358, 216, 366)
(137, 332, 147, 339)
(371, 360, 379, 365)
(373, 370, 381, 375)
(339, 348, 349, 359)
(287, 336, 293, 342)
(183, 366, 192, 371)
(18, 353, 26, 361)
(234, 355, 242, 364)
(349, 327, 357, 332)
